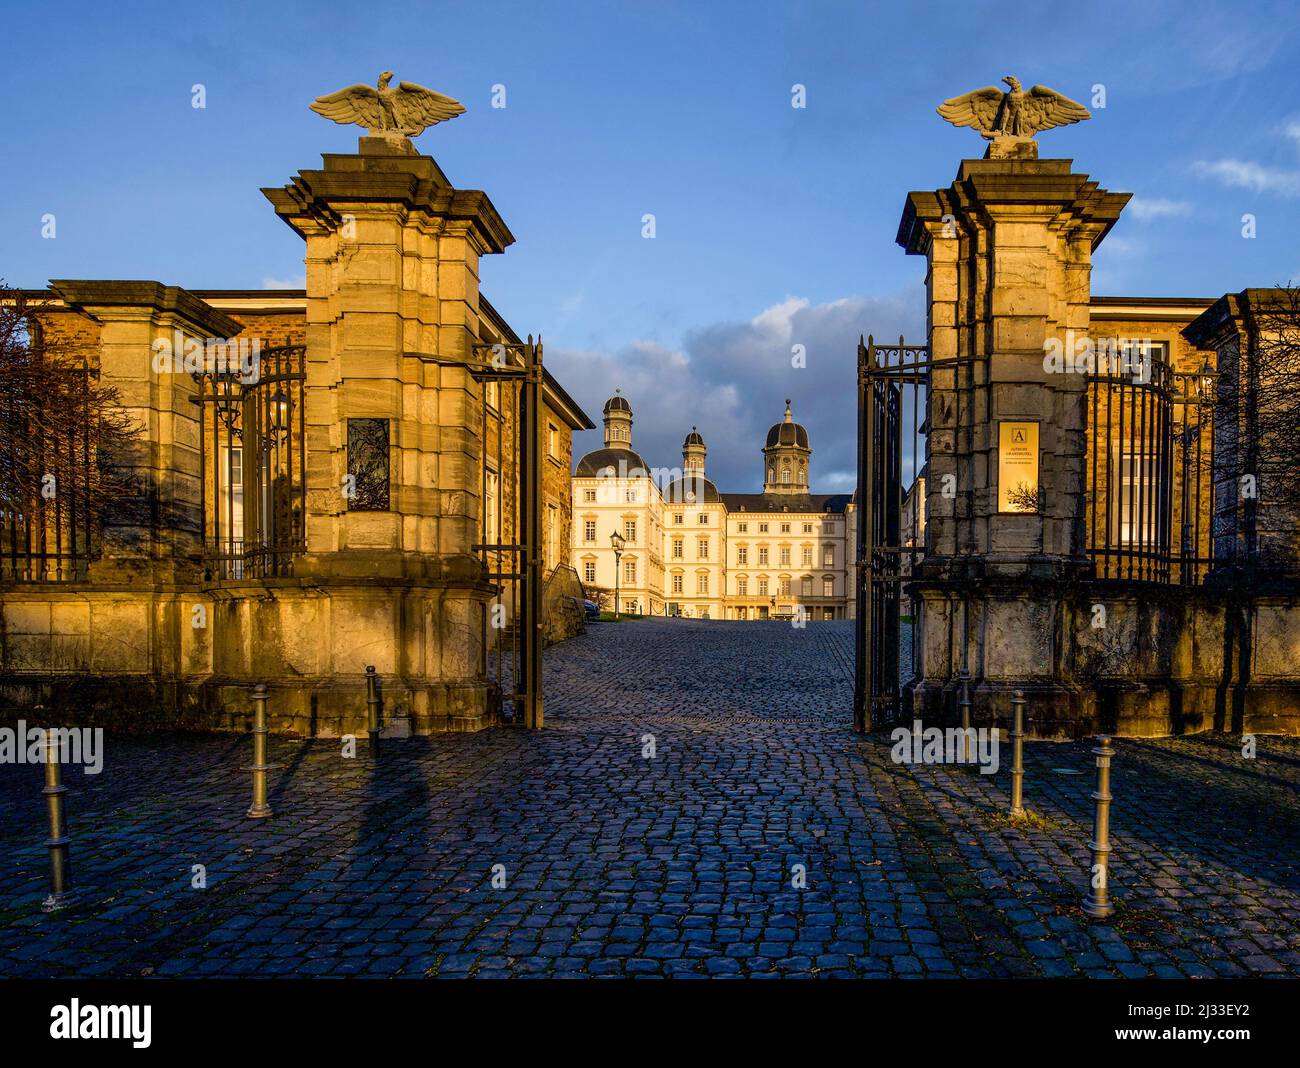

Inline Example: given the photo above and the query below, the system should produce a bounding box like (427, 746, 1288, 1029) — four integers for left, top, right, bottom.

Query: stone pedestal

(898, 159, 1129, 737)
(248, 136, 515, 733)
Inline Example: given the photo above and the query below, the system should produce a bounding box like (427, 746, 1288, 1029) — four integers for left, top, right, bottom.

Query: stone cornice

(262, 149, 515, 254)
(1182, 288, 1300, 349)
(48, 280, 244, 338)
(897, 158, 1130, 255)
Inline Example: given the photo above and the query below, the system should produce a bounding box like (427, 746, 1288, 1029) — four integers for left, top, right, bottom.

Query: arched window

(782, 468, 791, 484)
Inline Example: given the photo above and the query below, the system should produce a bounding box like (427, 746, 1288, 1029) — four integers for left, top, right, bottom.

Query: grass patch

(985, 808, 1062, 832)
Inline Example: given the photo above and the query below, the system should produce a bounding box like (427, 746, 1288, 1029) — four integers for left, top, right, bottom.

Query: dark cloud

(550, 292, 923, 493)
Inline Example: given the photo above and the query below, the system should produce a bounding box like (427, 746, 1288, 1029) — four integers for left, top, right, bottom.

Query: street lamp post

(610, 530, 626, 620)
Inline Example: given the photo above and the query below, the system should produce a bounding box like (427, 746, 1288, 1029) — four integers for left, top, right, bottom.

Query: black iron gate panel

(1085, 347, 1217, 585)
(855, 336, 929, 732)
(194, 344, 306, 580)
(0, 366, 95, 582)
(471, 337, 544, 729)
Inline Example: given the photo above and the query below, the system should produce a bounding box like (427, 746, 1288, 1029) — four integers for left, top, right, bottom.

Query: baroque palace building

(572, 394, 856, 620)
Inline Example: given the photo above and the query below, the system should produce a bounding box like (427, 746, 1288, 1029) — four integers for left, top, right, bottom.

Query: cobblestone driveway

(2, 619, 1297, 978)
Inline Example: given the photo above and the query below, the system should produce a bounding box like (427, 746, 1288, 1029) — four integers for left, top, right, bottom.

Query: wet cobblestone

(1, 619, 1297, 978)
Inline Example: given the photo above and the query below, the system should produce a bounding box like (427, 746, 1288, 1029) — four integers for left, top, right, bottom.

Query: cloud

(261, 275, 306, 289)
(1127, 197, 1192, 221)
(549, 292, 922, 494)
(1192, 159, 1300, 198)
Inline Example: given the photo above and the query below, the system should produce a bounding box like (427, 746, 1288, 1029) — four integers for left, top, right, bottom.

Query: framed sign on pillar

(998, 421, 1040, 514)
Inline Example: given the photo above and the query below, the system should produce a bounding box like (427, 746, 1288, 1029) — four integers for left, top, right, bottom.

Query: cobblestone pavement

(2, 619, 1298, 978)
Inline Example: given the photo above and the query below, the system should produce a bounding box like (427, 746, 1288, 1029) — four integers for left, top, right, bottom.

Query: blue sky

(4, 0, 1299, 490)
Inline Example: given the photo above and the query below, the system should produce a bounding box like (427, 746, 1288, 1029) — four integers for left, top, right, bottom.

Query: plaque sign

(998, 421, 1040, 513)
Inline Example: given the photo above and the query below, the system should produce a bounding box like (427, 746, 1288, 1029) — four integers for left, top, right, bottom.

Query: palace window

(697, 573, 709, 595)
(624, 520, 636, 542)
(584, 489, 597, 503)
(758, 576, 769, 595)
(823, 546, 834, 567)
(672, 538, 683, 559)
(781, 523, 790, 533)
(584, 520, 596, 542)
(758, 522, 769, 533)
(779, 576, 791, 596)
(624, 559, 636, 584)
(801, 575, 813, 596)
(782, 468, 791, 484)
(802, 546, 813, 567)
(736, 546, 748, 565)
(699, 513, 709, 524)
(672, 573, 683, 594)
(737, 522, 748, 533)
(823, 576, 834, 597)
(673, 513, 684, 524)
(548, 423, 559, 458)
(803, 523, 813, 533)
(584, 561, 596, 584)
(737, 576, 748, 595)
(484, 468, 499, 543)
(1114, 449, 1159, 547)
(697, 538, 709, 560)
(758, 547, 769, 566)
(625, 486, 638, 502)
(780, 547, 791, 566)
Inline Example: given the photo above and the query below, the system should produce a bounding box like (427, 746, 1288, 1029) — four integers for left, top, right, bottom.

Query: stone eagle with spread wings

(310, 72, 465, 139)
(937, 76, 1090, 157)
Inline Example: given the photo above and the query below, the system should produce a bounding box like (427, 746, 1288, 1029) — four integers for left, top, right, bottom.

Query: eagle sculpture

(310, 72, 465, 139)
(937, 76, 1090, 158)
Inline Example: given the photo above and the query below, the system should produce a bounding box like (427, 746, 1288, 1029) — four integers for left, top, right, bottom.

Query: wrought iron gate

(471, 337, 544, 729)
(195, 344, 307, 580)
(854, 336, 930, 732)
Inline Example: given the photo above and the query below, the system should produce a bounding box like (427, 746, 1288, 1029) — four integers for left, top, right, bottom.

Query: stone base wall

(907, 579, 1300, 739)
(0, 557, 497, 735)
(542, 564, 586, 646)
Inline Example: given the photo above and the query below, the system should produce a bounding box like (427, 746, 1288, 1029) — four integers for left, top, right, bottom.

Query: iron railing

(194, 344, 306, 580)
(0, 367, 94, 582)
(1085, 346, 1216, 584)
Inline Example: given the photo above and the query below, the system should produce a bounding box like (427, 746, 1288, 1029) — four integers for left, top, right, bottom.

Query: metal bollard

(41, 721, 72, 912)
(1082, 735, 1116, 918)
(247, 683, 273, 819)
(1009, 690, 1026, 818)
(365, 666, 380, 752)
(958, 669, 972, 764)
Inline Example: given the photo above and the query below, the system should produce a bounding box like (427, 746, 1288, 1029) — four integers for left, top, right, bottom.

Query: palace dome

(575, 446, 651, 478)
(765, 399, 809, 449)
(603, 393, 632, 414)
(663, 474, 721, 504)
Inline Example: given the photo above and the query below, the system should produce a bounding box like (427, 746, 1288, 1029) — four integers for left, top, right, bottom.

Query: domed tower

(602, 390, 633, 448)
(683, 427, 706, 475)
(763, 399, 811, 495)
(665, 425, 720, 505)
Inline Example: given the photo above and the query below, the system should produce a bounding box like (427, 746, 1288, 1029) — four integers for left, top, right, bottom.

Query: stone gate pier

(1, 91, 593, 734)
(877, 131, 1300, 739)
